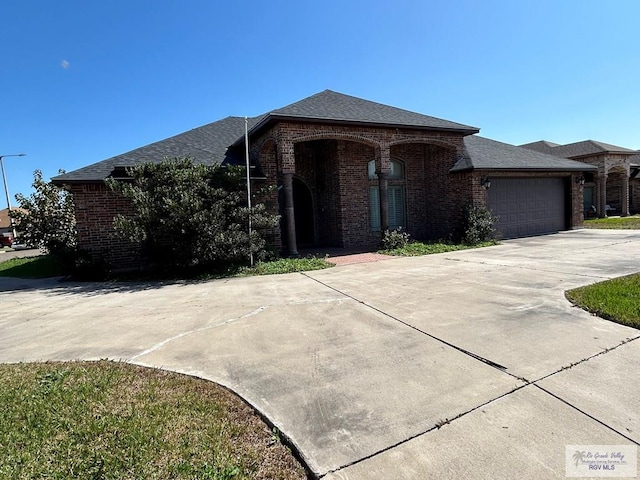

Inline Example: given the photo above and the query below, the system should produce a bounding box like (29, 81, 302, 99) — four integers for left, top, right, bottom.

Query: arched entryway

(292, 177, 315, 247)
(605, 166, 630, 216)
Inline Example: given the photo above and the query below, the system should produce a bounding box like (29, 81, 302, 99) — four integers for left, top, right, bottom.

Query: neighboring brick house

(53, 90, 593, 269)
(0, 207, 27, 245)
(0, 208, 13, 235)
(522, 140, 640, 216)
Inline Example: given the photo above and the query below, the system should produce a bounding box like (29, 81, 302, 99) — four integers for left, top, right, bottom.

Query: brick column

(277, 136, 298, 257)
(282, 172, 299, 257)
(599, 173, 608, 218)
(376, 143, 391, 233)
(378, 172, 389, 233)
(621, 168, 630, 217)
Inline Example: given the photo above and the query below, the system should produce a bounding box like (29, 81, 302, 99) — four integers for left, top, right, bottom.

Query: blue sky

(2, 0, 639, 201)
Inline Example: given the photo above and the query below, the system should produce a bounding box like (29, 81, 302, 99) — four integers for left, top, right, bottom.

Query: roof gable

(519, 140, 560, 155)
(262, 90, 479, 133)
(522, 139, 636, 159)
(552, 140, 636, 159)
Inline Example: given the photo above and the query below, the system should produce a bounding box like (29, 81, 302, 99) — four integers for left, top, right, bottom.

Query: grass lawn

(584, 215, 640, 229)
(0, 361, 307, 480)
(0, 255, 63, 279)
(380, 240, 497, 256)
(566, 273, 640, 329)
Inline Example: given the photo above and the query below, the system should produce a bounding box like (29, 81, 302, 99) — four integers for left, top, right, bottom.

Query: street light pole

(0, 153, 26, 240)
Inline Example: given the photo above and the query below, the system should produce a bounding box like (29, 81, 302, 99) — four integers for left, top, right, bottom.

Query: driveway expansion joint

(302, 272, 510, 373)
(128, 305, 268, 361)
(317, 382, 530, 479)
(533, 383, 640, 446)
(444, 256, 613, 281)
(527, 335, 640, 446)
(127, 295, 348, 363)
(532, 335, 640, 385)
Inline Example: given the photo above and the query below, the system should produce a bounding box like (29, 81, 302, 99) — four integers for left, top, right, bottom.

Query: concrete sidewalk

(1, 229, 639, 478)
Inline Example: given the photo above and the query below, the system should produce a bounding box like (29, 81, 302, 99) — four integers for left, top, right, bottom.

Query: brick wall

(70, 183, 140, 270)
(254, 139, 282, 251)
(391, 143, 470, 241)
(338, 141, 377, 247)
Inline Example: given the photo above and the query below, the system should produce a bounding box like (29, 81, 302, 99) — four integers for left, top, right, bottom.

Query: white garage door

(488, 177, 568, 239)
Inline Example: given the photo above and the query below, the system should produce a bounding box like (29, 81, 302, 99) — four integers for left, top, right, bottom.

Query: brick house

(522, 140, 640, 216)
(53, 90, 594, 269)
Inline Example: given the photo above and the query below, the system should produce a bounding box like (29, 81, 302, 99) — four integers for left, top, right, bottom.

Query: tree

(10, 169, 77, 254)
(105, 157, 279, 271)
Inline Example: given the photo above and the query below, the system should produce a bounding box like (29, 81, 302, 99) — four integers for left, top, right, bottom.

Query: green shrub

(463, 204, 497, 245)
(381, 227, 411, 250)
(106, 158, 279, 273)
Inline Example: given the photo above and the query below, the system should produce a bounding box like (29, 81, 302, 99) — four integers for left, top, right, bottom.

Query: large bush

(106, 158, 279, 272)
(462, 204, 498, 245)
(10, 169, 77, 255)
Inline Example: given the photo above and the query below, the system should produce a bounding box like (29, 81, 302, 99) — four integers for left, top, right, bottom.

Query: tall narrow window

(368, 159, 406, 231)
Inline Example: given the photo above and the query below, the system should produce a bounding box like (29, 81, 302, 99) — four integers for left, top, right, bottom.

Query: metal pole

(0, 153, 26, 240)
(244, 117, 253, 267)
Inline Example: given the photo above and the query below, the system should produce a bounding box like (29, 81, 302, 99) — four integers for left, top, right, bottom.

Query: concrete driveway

(1, 229, 639, 479)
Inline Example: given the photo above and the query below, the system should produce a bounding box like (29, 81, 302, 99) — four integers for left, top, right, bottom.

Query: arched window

(368, 159, 404, 180)
(368, 159, 406, 231)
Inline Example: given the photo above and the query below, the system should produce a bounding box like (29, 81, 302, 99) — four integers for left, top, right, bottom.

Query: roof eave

(450, 165, 598, 174)
(233, 113, 479, 148)
(567, 150, 636, 160)
(51, 178, 106, 186)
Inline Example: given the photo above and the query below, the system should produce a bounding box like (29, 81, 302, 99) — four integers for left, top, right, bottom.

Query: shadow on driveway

(0, 276, 206, 296)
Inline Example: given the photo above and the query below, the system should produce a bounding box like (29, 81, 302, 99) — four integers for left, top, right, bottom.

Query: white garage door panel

(488, 178, 567, 239)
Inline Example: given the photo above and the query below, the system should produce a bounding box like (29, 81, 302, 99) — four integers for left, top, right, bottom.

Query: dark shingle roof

(53, 90, 480, 184)
(519, 140, 560, 155)
(53, 116, 263, 183)
(452, 136, 597, 172)
(550, 140, 636, 158)
(263, 90, 479, 133)
(522, 139, 636, 159)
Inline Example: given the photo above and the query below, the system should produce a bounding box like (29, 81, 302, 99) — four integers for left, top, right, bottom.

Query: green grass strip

(584, 215, 640, 229)
(380, 240, 497, 256)
(243, 257, 333, 275)
(566, 273, 640, 329)
(0, 255, 63, 278)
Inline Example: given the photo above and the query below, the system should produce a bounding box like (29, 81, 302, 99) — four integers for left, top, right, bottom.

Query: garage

(488, 177, 568, 239)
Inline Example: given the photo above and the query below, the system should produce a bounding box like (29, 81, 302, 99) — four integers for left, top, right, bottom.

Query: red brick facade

(69, 120, 587, 269)
(70, 183, 140, 270)
(253, 122, 472, 249)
